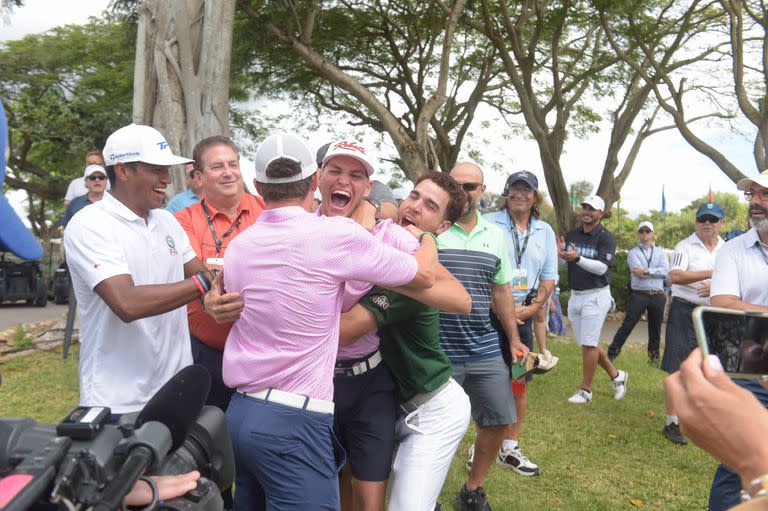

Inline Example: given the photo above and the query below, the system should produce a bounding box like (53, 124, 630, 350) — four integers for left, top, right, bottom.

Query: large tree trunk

(133, 0, 236, 195)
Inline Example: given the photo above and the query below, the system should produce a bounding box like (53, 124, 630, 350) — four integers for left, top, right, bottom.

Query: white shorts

(567, 286, 613, 347)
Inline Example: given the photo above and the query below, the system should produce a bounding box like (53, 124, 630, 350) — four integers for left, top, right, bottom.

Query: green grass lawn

(0, 340, 716, 510)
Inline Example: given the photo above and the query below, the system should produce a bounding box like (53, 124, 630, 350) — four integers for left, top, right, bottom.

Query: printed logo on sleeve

(370, 294, 389, 311)
(166, 235, 177, 256)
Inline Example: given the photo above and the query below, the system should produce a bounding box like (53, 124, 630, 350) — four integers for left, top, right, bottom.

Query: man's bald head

(449, 162, 485, 218)
(449, 162, 484, 184)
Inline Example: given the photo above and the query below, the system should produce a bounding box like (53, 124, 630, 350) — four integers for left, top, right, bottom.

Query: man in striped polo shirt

(439, 162, 529, 511)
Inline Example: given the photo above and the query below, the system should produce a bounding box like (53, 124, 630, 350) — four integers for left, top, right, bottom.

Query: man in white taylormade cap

(220, 133, 439, 511)
(64, 124, 214, 419)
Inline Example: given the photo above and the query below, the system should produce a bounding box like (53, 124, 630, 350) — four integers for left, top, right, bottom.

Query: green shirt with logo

(359, 287, 452, 403)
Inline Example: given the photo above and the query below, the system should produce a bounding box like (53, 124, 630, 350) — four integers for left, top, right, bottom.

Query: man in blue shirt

(485, 170, 558, 477)
(61, 164, 108, 230)
(608, 221, 669, 365)
(165, 163, 203, 213)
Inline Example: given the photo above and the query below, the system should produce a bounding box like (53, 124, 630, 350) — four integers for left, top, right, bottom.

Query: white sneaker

(497, 446, 540, 476)
(568, 389, 592, 404)
(612, 370, 628, 400)
(466, 443, 474, 471)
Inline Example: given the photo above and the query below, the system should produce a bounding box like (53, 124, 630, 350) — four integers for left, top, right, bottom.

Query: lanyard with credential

(640, 245, 654, 268)
(757, 242, 768, 267)
(202, 200, 242, 257)
(511, 219, 531, 268)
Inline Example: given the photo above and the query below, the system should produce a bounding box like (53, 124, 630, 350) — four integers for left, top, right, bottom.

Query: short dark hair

(192, 136, 239, 172)
(259, 158, 313, 202)
(105, 161, 137, 188)
(415, 171, 466, 224)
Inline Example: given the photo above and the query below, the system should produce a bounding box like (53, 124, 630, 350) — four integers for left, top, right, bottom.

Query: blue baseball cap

(503, 170, 539, 195)
(695, 201, 725, 220)
(0, 103, 44, 261)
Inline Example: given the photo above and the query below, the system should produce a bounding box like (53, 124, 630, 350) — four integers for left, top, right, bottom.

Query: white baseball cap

(254, 133, 317, 184)
(83, 164, 106, 178)
(103, 124, 192, 166)
(581, 194, 605, 211)
(737, 169, 768, 191)
(637, 221, 654, 232)
(322, 139, 376, 176)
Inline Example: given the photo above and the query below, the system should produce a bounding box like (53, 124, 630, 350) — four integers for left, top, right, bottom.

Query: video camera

(0, 366, 235, 511)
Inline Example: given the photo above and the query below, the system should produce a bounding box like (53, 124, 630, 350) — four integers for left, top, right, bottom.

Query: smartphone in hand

(693, 305, 768, 379)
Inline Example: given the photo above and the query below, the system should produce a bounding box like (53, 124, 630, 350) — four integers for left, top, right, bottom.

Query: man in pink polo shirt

(222, 133, 438, 511)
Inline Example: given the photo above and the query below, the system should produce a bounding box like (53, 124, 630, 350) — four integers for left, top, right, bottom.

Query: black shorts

(333, 358, 396, 481)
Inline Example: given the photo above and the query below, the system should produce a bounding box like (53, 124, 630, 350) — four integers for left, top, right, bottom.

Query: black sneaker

(434, 502, 442, 511)
(648, 352, 660, 368)
(607, 347, 619, 363)
(457, 484, 492, 511)
(662, 423, 688, 445)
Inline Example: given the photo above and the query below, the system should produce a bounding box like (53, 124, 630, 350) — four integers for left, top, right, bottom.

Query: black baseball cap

(503, 171, 539, 195)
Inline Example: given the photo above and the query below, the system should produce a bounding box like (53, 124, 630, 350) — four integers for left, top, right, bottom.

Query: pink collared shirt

(222, 206, 418, 401)
(337, 219, 419, 360)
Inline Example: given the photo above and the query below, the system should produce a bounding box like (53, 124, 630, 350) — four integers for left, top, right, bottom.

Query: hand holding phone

(693, 306, 768, 379)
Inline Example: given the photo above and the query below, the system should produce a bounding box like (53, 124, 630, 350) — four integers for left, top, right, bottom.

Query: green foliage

(0, 17, 135, 237)
(569, 180, 594, 206)
(9, 324, 34, 350)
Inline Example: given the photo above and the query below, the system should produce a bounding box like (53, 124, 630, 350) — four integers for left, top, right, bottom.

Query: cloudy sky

(2, 0, 759, 218)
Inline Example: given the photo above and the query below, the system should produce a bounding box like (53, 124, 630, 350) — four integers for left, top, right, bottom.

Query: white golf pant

(387, 378, 471, 511)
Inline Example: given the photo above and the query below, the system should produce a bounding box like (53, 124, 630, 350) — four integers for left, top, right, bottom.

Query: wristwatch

(365, 196, 381, 216)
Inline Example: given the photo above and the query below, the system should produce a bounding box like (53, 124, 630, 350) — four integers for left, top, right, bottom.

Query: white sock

(666, 415, 679, 426)
(502, 439, 518, 451)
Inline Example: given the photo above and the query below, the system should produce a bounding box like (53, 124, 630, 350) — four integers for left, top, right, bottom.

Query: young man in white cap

(64, 124, 213, 419)
(61, 164, 109, 231)
(556, 194, 628, 405)
(607, 220, 669, 365)
(221, 133, 438, 511)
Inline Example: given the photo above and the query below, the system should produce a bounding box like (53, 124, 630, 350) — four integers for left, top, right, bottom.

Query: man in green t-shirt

(340, 171, 473, 511)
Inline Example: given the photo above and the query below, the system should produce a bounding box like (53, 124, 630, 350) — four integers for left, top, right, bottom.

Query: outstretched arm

(384, 263, 471, 313)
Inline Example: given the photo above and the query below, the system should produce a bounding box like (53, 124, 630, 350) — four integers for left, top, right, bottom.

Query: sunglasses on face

(87, 175, 107, 181)
(745, 189, 768, 202)
(461, 182, 482, 192)
(507, 186, 533, 196)
(638, 228, 652, 234)
(696, 216, 720, 224)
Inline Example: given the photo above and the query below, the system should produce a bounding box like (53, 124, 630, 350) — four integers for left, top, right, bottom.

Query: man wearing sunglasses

(439, 162, 528, 511)
(61, 164, 109, 231)
(607, 221, 669, 366)
(660, 201, 725, 445)
(707, 171, 768, 510)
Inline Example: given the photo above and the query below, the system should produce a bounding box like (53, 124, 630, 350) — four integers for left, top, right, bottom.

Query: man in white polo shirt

(64, 124, 213, 418)
(660, 201, 725, 445)
(708, 171, 768, 511)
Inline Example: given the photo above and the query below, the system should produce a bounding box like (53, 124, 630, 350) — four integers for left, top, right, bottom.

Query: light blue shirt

(627, 243, 669, 291)
(165, 188, 201, 214)
(484, 210, 558, 303)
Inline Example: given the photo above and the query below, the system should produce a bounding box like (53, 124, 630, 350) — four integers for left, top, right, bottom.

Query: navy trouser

(190, 334, 235, 412)
(227, 392, 345, 511)
(709, 379, 768, 510)
(608, 290, 666, 359)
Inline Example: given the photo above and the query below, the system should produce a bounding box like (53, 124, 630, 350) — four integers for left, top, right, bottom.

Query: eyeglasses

(461, 182, 483, 192)
(87, 175, 107, 181)
(745, 189, 768, 202)
(507, 186, 533, 196)
(696, 216, 721, 224)
(638, 228, 652, 234)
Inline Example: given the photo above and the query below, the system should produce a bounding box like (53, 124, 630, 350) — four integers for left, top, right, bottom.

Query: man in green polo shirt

(339, 171, 474, 511)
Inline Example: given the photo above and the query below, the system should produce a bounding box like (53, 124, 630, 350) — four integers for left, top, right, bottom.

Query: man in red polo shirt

(175, 135, 266, 412)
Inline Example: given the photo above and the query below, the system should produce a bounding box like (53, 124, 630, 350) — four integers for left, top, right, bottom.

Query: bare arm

(94, 258, 209, 323)
(491, 282, 529, 363)
(384, 263, 471, 313)
(400, 231, 437, 290)
(670, 268, 712, 285)
(516, 279, 555, 322)
(711, 295, 768, 312)
(339, 305, 378, 345)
